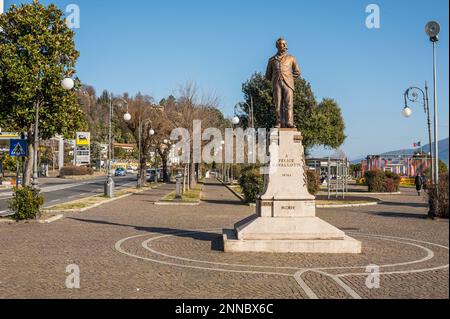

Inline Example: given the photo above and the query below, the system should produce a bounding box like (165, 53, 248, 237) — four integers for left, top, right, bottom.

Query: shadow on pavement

(201, 199, 245, 206)
(366, 211, 428, 220)
(378, 201, 429, 208)
(67, 217, 224, 251)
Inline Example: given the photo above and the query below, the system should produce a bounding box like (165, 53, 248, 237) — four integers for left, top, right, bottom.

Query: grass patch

(45, 196, 105, 211)
(45, 184, 162, 212)
(162, 185, 202, 202)
(229, 185, 243, 195)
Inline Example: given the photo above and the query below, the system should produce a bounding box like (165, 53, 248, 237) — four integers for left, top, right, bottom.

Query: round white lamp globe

(61, 78, 75, 90)
(123, 112, 132, 122)
(232, 117, 240, 125)
(402, 107, 413, 118)
(149, 129, 155, 136)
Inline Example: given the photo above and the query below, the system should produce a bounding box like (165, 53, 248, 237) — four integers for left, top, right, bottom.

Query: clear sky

(4, 0, 449, 159)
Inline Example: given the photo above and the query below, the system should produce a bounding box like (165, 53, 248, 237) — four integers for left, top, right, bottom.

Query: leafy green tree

(424, 159, 449, 177)
(0, 1, 86, 185)
(439, 160, 448, 175)
(241, 73, 346, 152)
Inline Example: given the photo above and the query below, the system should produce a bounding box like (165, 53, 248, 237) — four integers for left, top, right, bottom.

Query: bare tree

(164, 82, 222, 189)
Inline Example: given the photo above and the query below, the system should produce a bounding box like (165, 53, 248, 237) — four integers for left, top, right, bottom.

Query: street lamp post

(425, 21, 441, 186)
(30, 78, 74, 190)
(235, 96, 254, 129)
(105, 95, 129, 198)
(402, 84, 434, 183)
(231, 116, 240, 182)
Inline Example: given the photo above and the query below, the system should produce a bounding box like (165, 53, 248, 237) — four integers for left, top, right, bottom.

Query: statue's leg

(286, 86, 295, 128)
(281, 81, 291, 128)
(273, 83, 282, 128)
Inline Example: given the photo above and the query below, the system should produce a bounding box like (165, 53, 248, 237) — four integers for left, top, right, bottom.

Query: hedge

(60, 166, 94, 177)
(238, 166, 320, 203)
(428, 173, 449, 219)
(365, 170, 401, 193)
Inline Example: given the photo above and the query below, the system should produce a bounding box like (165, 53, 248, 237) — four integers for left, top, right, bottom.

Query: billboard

(0, 132, 20, 140)
(76, 132, 90, 146)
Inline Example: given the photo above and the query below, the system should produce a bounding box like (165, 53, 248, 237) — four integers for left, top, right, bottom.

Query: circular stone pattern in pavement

(115, 228, 449, 299)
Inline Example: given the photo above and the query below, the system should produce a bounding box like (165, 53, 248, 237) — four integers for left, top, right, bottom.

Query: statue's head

(276, 37, 288, 54)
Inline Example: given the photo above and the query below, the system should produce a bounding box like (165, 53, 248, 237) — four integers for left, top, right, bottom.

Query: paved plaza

(0, 180, 448, 299)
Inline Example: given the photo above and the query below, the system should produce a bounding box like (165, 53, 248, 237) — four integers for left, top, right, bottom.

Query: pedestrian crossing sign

(10, 139, 28, 157)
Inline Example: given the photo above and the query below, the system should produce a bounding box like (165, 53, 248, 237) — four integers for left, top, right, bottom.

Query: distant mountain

(350, 138, 449, 165)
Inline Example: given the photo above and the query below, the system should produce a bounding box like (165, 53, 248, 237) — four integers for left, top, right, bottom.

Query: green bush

(60, 165, 94, 177)
(8, 187, 44, 221)
(238, 165, 264, 203)
(307, 170, 320, 195)
(384, 171, 401, 192)
(365, 170, 385, 192)
(238, 166, 321, 202)
(1, 154, 18, 172)
(428, 173, 449, 219)
(365, 170, 400, 193)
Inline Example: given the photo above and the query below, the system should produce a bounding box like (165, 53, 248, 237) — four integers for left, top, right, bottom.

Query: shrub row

(8, 186, 44, 221)
(59, 165, 94, 177)
(428, 173, 449, 219)
(238, 166, 320, 203)
(364, 170, 401, 193)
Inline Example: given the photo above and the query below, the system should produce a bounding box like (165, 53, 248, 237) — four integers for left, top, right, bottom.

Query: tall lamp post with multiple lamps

(105, 95, 129, 198)
(402, 84, 433, 182)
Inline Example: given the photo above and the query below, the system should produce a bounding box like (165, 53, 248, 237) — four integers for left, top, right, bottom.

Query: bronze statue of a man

(265, 38, 301, 128)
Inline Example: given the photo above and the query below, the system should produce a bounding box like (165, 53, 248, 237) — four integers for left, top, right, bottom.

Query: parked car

(146, 168, 162, 182)
(114, 167, 127, 176)
(126, 166, 135, 174)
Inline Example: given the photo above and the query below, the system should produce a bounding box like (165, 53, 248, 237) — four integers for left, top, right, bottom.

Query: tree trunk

(189, 161, 196, 189)
(140, 156, 147, 187)
(24, 129, 35, 186)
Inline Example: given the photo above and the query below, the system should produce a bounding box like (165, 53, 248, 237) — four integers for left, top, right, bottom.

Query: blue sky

(3, 0, 449, 159)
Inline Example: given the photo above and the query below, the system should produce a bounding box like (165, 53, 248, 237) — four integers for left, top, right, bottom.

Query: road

(0, 175, 138, 216)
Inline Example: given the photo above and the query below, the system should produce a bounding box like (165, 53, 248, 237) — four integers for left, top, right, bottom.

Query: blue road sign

(10, 139, 28, 157)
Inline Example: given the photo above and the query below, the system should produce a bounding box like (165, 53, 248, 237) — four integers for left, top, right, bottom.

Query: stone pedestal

(223, 129, 361, 254)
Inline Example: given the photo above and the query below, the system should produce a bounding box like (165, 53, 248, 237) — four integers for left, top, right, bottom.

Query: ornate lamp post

(31, 78, 74, 190)
(402, 84, 433, 183)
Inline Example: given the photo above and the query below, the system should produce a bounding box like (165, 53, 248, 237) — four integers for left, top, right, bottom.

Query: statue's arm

(265, 59, 273, 81)
(292, 57, 301, 79)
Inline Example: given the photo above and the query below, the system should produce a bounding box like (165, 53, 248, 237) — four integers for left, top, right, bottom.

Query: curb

(155, 201, 201, 206)
(317, 202, 380, 208)
(38, 214, 64, 224)
(218, 179, 245, 201)
(0, 214, 64, 224)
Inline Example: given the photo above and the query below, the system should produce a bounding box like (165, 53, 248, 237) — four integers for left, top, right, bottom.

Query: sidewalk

(0, 178, 447, 299)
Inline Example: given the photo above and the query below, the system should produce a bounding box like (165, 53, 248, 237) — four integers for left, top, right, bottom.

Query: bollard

(175, 171, 183, 200)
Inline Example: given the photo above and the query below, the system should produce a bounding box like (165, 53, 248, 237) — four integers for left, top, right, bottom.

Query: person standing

(421, 173, 428, 192)
(415, 173, 423, 196)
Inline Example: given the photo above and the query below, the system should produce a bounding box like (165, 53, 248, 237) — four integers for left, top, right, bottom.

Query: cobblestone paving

(0, 180, 448, 299)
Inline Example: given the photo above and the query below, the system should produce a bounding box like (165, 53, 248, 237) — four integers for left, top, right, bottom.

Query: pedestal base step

(235, 215, 346, 240)
(223, 229, 362, 254)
